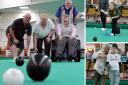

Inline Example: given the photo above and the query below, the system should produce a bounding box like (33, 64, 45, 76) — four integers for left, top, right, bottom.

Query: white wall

(76, 21, 84, 48)
(117, 43, 125, 52)
(31, 0, 58, 5)
(0, 0, 58, 9)
(0, 12, 40, 29)
(0, 0, 31, 9)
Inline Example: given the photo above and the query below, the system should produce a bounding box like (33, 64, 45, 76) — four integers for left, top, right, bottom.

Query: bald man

(33, 14, 55, 56)
(10, 13, 32, 60)
(55, 0, 78, 25)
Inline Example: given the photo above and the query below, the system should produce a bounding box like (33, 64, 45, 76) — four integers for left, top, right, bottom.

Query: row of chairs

(86, 4, 128, 23)
(86, 4, 128, 17)
(0, 47, 6, 56)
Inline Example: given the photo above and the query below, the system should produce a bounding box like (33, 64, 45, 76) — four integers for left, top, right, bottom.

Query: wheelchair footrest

(54, 56, 80, 62)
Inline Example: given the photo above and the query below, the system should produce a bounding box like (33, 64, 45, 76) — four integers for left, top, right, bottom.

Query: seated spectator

(55, 14, 77, 61)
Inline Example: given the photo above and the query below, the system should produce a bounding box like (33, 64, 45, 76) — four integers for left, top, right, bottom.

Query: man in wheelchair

(55, 14, 77, 61)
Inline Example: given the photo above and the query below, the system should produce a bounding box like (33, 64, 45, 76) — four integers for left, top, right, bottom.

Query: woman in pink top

(55, 14, 77, 61)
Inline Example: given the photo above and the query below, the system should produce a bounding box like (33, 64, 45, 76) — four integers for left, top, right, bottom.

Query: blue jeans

(109, 70, 120, 85)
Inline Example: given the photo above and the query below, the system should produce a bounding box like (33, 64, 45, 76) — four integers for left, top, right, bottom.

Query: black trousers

(111, 18, 119, 34)
(16, 39, 24, 49)
(100, 12, 107, 28)
(37, 37, 51, 56)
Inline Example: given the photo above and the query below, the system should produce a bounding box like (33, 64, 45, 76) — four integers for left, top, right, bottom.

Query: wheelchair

(51, 38, 81, 62)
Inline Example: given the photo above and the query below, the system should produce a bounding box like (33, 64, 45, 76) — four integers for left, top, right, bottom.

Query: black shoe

(56, 54, 64, 61)
(53, 56, 57, 62)
(68, 55, 72, 61)
(74, 57, 80, 62)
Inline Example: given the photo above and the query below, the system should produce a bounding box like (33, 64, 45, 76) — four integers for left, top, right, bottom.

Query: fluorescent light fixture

(22, 10, 31, 13)
(19, 6, 29, 10)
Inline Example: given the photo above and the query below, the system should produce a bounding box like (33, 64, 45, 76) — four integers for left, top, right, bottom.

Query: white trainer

(110, 33, 114, 36)
(101, 28, 106, 31)
(13, 57, 17, 62)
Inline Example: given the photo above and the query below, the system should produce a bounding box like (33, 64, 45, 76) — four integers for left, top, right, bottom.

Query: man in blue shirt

(55, 0, 79, 25)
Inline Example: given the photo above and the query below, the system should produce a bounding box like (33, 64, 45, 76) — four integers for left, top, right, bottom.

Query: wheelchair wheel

(51, 50, 57, 62)
(51, 40, 57, 62)
(74, 40, 81, 62)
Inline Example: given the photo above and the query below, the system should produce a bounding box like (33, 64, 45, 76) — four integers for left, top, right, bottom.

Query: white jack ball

(3, 68, 24, 85)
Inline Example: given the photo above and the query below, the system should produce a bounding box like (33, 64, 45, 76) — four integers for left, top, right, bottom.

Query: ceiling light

(19, 6, 29, 10)
(22, 10, 31, 13)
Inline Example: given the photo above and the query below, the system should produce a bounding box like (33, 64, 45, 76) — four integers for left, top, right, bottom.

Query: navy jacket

(99, 0, 109, 11)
